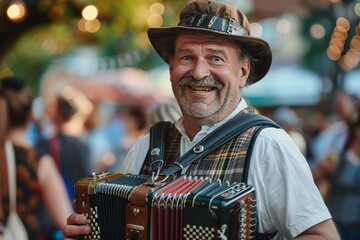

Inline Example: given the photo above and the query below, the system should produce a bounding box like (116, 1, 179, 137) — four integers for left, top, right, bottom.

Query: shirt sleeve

(248, 127, 332, 239)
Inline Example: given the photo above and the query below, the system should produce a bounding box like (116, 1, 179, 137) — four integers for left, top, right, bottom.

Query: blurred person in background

(273, 107, 312, 161)
(0, 76, 72, 239)
(306, 109, 331, 167)
(25, 97, 45, 146)
(104, 104, 147, 173)
(313, 106, 360, 240)
(146, 99, 182, 128)
(35, 85, 96, 202)
(85, 104, 120, 173)
(95, 99, 183, 173)
(311, 91, 357, 168)
(119, 100, 182, 174)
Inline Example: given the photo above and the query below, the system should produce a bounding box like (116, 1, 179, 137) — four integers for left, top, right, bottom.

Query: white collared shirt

(120, 99, 331, 239)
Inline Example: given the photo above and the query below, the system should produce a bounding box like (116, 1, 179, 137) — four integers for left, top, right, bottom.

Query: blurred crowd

(266, 91, 360, 239)
(1, 74, 359, 239)
(0, 75, 181, 239)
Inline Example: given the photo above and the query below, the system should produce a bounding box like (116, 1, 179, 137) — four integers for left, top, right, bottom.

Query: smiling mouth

(190, 86, 216, 92)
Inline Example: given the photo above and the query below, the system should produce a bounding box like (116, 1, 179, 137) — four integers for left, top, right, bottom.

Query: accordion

(75, 172, 257, 240)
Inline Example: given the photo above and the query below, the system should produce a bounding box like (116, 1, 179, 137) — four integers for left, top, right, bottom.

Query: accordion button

(133, 208, 140, 215)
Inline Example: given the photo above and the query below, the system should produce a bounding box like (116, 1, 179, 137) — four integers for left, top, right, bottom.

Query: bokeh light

(7, 3, 27, 22)
(310, 24, 326, 39)
(82, 5, 98, 21)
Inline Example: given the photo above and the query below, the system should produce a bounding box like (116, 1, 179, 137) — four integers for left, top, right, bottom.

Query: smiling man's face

(169, 32, 250, 125)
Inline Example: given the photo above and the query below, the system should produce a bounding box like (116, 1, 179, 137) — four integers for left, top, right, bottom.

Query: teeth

(191, 86, 213, 92)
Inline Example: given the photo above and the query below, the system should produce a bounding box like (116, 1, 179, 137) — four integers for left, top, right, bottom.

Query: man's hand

(62, 213, 91, 240)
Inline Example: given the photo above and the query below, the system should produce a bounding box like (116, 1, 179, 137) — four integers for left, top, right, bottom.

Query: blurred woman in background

(0, 76, 72, 239)
(313, 105, 360, 240)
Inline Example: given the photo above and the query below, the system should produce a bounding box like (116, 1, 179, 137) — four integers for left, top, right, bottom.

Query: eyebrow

(205, 47, 228, 57)
(177, 46, 228, 57)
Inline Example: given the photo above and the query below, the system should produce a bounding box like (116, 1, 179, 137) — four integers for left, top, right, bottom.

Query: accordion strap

(242, 124, 270, 184)
(148, 121, 172, 182)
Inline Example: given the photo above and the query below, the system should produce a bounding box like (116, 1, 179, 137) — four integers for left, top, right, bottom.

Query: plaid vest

(140, 109, 264, 183)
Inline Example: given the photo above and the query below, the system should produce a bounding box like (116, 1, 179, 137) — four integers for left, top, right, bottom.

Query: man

(63, 0, 340, 239)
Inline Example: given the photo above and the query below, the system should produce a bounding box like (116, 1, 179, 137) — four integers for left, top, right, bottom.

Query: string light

(327, 17, 360, 71)
(82, 5, 98, 21)
(6, 1, 27, 22)
(310, 24, 326, 39)
(77, 5, 101, 33)
(147, 3, 164, 28)
(339, 22, 360, 71)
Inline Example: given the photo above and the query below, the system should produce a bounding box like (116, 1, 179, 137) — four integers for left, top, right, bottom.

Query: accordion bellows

(75, 172, 257, 240)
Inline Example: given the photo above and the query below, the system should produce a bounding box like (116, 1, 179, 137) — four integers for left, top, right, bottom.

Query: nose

(191, 58, 211, 80)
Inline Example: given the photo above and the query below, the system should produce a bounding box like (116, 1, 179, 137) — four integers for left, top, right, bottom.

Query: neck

(182, 119, 202, 141)
(182, 114, 229, 140)
(182, 104, 241, 140)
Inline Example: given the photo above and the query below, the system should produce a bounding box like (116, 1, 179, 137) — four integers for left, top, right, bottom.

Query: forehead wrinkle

(176, 32, 230, 47)
(177, 41, 231, 59)
(191, 33, 237, 45)
(205, 47, 227, 56)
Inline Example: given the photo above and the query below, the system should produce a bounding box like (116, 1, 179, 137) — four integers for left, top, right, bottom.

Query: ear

(239, 60, 250, 88)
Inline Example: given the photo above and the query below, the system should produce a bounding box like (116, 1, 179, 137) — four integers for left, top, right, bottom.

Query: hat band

(178, 13, 248, 36)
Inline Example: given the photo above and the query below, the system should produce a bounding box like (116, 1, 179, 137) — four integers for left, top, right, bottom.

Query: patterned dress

(1, 145, 55, 240)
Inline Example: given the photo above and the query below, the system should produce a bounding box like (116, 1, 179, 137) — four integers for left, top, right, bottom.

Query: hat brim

(148, 26, 272, 84)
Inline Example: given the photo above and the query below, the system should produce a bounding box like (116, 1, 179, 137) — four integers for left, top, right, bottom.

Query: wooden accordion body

(75, 172, 257, 240)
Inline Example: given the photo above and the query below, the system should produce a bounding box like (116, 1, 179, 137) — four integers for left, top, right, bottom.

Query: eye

(211, 55, 223, 63)
(180, 55, 193, 61)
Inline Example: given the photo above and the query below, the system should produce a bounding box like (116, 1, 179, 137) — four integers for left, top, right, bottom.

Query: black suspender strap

(148, 121, 172, 179)
(242, 124, 275, 183)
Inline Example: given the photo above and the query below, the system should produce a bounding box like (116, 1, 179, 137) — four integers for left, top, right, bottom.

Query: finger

(67, 214, 88, 225)
(62, 224, 91, 238)
(63, 236, 79, 240)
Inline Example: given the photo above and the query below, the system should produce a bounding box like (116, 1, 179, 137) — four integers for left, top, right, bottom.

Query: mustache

(178, 76, 223, 89)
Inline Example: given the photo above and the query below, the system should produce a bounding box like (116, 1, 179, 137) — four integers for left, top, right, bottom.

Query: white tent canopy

(344, 70, 360, 99)
(243, 65, 324, 106)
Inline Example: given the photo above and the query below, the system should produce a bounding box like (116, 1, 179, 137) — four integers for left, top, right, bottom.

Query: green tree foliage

(0, 0, 186, 91)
